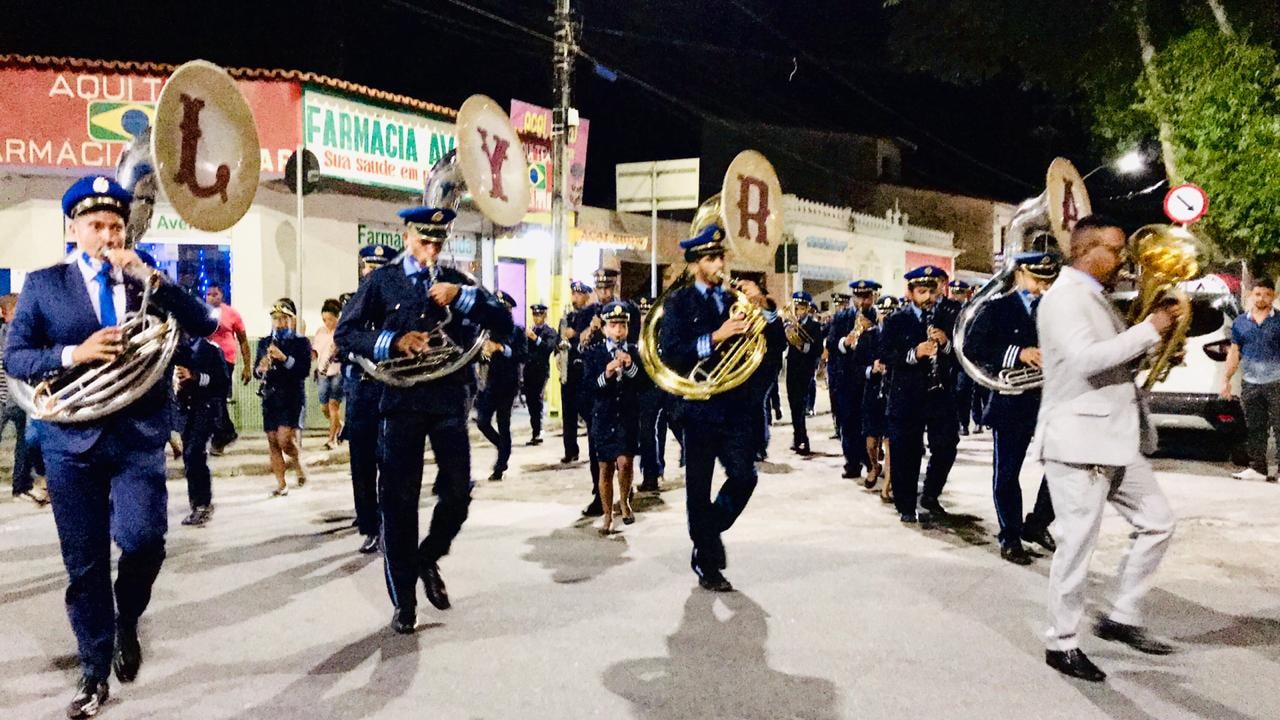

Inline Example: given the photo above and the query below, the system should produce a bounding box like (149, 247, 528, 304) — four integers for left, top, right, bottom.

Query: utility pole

(550, 0, 576, 416)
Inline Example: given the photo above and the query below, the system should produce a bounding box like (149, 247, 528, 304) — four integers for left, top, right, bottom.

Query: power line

(724, 0, 1035, 191)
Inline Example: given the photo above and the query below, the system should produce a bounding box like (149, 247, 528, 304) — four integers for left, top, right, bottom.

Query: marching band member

(558, 281, 594, 472)
(948, 279, 978, 436)
(335, 206, 513, 634)
(173, 329, 229, 527)
(635, 296, 670, 493)
(854, 295, 899, 491)
(4, 175, 217, 717)
(255, 299, 311, 497)
(341, 244, 396, 554)
(657, 225, 780, 592)
(882, 266, 960, 523)
(965, 252, 1061, 564)
(522, 303, 559, 446)
(476, 291, 527, 482)
(826, 280, 880, 478)
(1037, 215, 1179, 682)
(784, 291, 823, 456)
(584, 302, 644, 532)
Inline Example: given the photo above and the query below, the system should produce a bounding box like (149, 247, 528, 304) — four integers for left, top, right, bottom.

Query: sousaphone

(7, 60, 261, 422)
(639, 150, 783, 400)
(354, 94, 530, 387)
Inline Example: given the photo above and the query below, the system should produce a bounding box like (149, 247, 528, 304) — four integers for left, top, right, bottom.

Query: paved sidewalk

(1, 405, 1277, 719)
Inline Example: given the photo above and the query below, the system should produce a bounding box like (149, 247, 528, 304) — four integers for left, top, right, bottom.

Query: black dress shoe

(420, 561, 451, 610)
(559, 454, 578, 464)
(581, 499, 604, 517)
(899, 513, 918, 524)
(795, 443, 812, 456)
(1023, 525, 1057, 553)
(958, 426, 970, 436)
(1094, 618, 1175, 655)
(921, 500, 949, 517)
(527, 437, 543, 446)
(1045, 648, 1106, 682)
(113, 624, 141, 683)
(67, 674, 110, 719)
(1000, 544, 1034, 566)
(841, 469, 859, 479)
(391, 608, 416, 634)
(698, 573, 734, 592)
(358, 535, 380, 554)
(488, 471, 503, 482)
(637, 480, 660, 493)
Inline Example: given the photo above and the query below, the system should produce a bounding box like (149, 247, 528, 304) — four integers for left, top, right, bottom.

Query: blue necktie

(94, 262, 117, 327)
(705, 286, 721, 313)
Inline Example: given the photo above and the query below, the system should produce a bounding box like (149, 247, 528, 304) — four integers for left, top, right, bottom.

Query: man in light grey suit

(1036, 215, 1180, 682)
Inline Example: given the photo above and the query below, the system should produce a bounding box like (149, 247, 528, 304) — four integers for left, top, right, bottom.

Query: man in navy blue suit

(173, 330, 229, 527)
(826, 280, 881, 478)
(965, 251, 1060, 564)
(4, 175, 216, 718)
(881, 266, 961, 523)
(335, 205, 513, 635)
(475, 290, 528, 482)
(784, 291, 823, 455)
(656, 224, 781, 592)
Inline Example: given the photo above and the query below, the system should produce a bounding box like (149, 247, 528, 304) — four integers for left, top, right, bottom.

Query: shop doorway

(496, 257, 527, 323)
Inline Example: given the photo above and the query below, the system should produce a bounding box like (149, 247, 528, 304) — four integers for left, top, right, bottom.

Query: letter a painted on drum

(172, 93, 231, 202)
(736, 174, 770, 245)
(476, 128, 510, 201)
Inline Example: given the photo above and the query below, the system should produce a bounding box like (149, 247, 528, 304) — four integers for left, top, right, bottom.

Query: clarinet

(922, 308, 944, 392)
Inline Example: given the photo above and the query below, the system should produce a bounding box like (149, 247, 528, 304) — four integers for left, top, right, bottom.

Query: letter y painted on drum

(173, 93, 231, 202)
(476, 128, 510, 202)
(736, 174, 770, 245)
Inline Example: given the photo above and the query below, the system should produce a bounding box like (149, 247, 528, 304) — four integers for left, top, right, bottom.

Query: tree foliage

(1134, 29, 1280, 259)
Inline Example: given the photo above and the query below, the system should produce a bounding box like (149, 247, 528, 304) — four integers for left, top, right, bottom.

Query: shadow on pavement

(603, 588, 840, 719)
(522, 525, 631, 584)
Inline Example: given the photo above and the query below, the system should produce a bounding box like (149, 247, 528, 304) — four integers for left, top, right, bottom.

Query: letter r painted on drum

(476, 128, 510, 201)
(1060, 179, 1078, 233)
(736, 174, 770, 245)
(173, 93, 231, 202)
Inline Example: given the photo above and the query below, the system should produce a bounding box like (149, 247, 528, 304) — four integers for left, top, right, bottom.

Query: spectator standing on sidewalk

(205, 285, 250, 455)
(0, 293, 47, 506)
(1223, 278, 1280, 483)
(312, 298, 345, 450)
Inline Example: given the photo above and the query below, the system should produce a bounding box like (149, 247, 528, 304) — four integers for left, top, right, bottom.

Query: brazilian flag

(88, 102, 155, 142)
(528, 162, 547, 190)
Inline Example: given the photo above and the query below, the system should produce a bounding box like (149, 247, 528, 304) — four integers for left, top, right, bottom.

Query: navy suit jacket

(965, 291, 1041, 430)
(851, 324, 885, 397)
(826, 306, 876, 396)
(523, 323, 559, 380)
(334, 262, 513, 416)
(584, 340, 643, 428)
(4, 261, 216, 454)
(881, 303, 958, 421)
(785, 315, 823, 380)
(484, 324, 528, 399)
(255, 333, 311, 403)
(174, 337, 229, 409)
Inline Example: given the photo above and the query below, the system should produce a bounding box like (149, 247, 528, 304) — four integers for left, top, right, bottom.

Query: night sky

(5, 0, 1171, 220)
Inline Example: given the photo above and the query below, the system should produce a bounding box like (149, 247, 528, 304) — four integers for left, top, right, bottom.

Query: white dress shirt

(60, 252, 128, 367)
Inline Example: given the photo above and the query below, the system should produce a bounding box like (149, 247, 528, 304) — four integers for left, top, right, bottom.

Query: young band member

(476, 291, 527, 481)
(965, 252, 1061, 564)
(657, 225, 781, 592)
(522, 303, 559, 446)
(4, 175, 217, 718)
(255, 299, 311, 497)
(335, 206, 513, 634)
(826, 280, 881, 478)
(173, 330, 229, 527)
(1038, 215, 1179, 682)
(341, 244, 396, 555)
(882, 266, 961, 523)
(784, 291, 823, 455)
(854, 295, 899, 492)
(584, 302, 643, 533)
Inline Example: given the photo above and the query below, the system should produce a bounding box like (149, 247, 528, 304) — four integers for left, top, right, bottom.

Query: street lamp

(1114, 149, 1147, 175)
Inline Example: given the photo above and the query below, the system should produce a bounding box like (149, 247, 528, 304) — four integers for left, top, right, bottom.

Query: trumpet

(781, 304, 814, 350)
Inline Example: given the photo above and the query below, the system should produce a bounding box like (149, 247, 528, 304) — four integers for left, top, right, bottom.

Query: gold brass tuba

(953, 157, 1090, 395)
(7, 60, 260, 422)
(639, 150, 782, 400)
(353, 95, 530, 387)
(1128, 223, 1205, 389)
(781, 303, 814, 350)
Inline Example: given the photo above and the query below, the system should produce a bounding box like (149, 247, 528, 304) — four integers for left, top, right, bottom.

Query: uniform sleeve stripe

(454, 286, 477, 314)
(763, 309, 778, 323)
(697, 334, 712, 359)
(598, 373, 608, 387)
(906, 348, 917, 365)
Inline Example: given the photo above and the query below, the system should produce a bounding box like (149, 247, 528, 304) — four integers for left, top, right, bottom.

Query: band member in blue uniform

(255, 299, 311, 497)
(476, 291, 527, 482)
(966, 251, 1061, 563)
(883, 266, 960, 523)
(584, 302, 643, 532)
(635, 296, 668, 492)
(826, 280, 880, 478)
(558, 281, 594, 464)
(4, 175, 218, 717)
(522, 303, 559, 446)
(948, 279, 979, 436)
(657, 225, 781, 592)
(785, 291, 823, 455)
(342, 244, 396, 554)
(750, 295, 787, 462)
(854, 295, 898, 491)
(590, 267, 641, 342)
(335, 206, 513, 634)
(174, 330, 229, 527)
(824, 293, 846, 440)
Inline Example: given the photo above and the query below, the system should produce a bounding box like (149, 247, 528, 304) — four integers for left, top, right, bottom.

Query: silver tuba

(353, 94, 530, 387)
(6, 60, 260, 422)
(952, 157, 1090, 395)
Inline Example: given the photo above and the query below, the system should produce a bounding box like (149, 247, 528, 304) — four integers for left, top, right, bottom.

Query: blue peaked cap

(62, 175, 132, 219)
